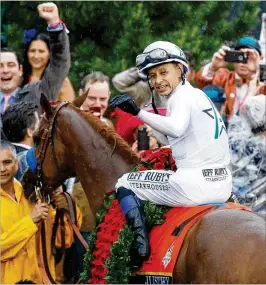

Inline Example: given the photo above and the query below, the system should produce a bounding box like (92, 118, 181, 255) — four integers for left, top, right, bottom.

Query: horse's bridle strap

(64, 192, 76, 224)
(38, 101, 69, 165)
(36, 222, 58, 284)
(63, 192, 89, 250)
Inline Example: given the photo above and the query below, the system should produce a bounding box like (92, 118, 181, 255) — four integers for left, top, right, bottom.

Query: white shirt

(138, 81, 231, 168)
(12, 143, 31, 150)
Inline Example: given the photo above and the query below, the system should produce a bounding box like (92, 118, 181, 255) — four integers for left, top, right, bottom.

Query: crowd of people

(0, 2, 265, 284)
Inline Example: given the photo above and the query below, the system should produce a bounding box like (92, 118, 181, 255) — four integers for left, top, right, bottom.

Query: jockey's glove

(110, 94, 140, 116)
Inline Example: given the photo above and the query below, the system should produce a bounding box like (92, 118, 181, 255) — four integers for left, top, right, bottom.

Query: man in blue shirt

(0, 49, 22, 114)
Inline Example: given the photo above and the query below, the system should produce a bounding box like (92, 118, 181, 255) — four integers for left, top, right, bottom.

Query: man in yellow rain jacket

(0, 140, 82, 284)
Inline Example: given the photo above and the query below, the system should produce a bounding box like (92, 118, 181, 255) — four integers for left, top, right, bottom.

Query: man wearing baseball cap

(196, 37, 266, 121)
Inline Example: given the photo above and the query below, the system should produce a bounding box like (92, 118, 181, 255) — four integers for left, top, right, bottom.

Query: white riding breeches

(115, 167, 232, 207)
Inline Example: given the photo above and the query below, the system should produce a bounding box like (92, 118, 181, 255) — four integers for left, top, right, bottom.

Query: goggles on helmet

(136, 48, 188, 71)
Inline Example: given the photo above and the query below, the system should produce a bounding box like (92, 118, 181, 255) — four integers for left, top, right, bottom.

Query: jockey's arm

(137, 95, 191, 138)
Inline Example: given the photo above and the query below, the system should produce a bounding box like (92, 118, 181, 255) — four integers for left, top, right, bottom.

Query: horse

(25, 93, 266, 284)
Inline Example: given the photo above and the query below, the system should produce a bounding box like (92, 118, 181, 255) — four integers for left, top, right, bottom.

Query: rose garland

(79, 192, 116, 284)
(80, 148, 174, 284)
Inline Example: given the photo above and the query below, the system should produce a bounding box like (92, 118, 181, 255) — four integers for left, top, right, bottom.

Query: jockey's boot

(117, 187, 150, 267)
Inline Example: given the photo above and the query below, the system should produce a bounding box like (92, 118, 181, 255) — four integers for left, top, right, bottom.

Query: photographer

(195, 37, 266, 121)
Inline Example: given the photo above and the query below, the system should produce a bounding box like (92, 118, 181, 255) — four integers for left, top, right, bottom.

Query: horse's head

(24, 92, 139, 212)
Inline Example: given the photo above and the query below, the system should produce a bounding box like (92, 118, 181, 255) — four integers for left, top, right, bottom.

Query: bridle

(34, 101, 69, 203)
(33, 101, 69, 284)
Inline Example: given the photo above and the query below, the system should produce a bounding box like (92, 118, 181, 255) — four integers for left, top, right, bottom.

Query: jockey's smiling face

(148, 63, 183, 96)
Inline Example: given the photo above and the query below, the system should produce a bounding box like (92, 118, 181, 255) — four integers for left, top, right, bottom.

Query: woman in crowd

(22, 31, 75, 102)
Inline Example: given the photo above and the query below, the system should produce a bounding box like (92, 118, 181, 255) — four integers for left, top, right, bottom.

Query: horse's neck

(63, 109, 137, 216)
(75, 152, 134, 216)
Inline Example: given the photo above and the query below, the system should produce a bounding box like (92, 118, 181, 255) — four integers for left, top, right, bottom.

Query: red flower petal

(138, 166, 149, 171)
(153, 162, 165, 170)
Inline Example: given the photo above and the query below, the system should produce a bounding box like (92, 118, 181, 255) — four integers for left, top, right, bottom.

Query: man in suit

(2, 102, 39, 180)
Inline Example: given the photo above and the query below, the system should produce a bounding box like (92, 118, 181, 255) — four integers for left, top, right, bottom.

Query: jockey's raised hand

(37, 2, 60, 25)
(110, 94, 140, 116)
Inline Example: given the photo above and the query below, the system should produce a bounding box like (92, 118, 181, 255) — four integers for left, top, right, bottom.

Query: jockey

(110, 41, 232, 266)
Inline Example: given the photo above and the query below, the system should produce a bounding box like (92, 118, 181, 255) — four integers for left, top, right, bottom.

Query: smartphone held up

(138, 126, 150, 151)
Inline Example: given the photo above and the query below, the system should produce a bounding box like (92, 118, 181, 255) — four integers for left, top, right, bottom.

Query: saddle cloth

(130, 202, 251, 284)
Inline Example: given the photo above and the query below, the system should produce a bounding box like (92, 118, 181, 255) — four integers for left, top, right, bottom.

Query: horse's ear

(40, 93, 53, 118)
(72, 88, 89, 108)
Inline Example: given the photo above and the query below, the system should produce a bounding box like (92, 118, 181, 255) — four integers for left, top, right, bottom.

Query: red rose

(160, 147, 171, 154)
(107, 208, 117, 216)
(141, 149, 153, 160)
(153, 162, 165, 170)
(112, 199, 119, 207)
(102, 267, 108, 277)
(110, 217, 123, 226)
(103, 215, 112, 223)
(169, 154, 174, 163)
(91, 266, 103, 277)
(95, 239, 104, 248)
(170, 164, 177, 171)
(149, 150, 161, 160)
(92, 258, 105, 266)
(150, 152, 167, 164)
(149, 158, 158, 164)
(138, 166, 149, 171)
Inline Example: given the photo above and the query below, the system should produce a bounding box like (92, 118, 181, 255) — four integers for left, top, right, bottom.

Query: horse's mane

(68, 104, 140, 165)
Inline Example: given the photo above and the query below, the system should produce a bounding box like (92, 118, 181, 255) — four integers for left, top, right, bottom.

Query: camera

(259, 64, 266, 82)
(224, 50, 248, 64)
(137, 126, 149, 151)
